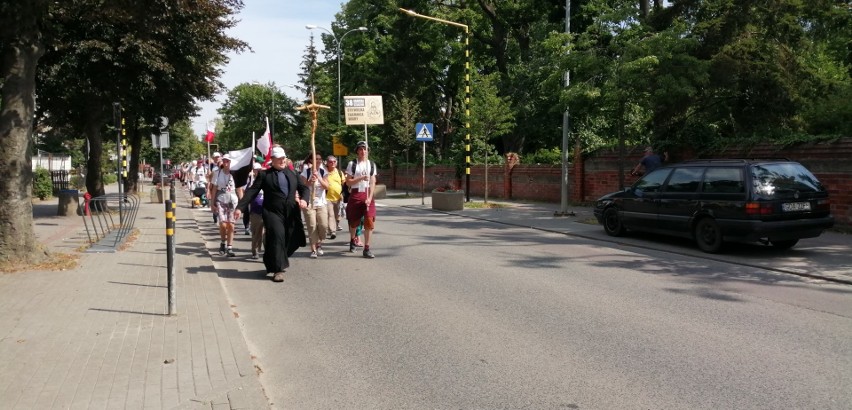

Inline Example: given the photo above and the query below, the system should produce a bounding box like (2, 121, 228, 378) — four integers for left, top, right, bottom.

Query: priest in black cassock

(235, 146, 309, 282)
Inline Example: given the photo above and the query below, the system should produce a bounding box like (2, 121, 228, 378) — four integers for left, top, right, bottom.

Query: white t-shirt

(346, 160, 377, 192)
(300, 166, 328, 207)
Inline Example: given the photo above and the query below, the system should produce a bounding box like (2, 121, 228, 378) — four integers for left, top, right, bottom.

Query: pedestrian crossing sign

(415, 123, 434, 142)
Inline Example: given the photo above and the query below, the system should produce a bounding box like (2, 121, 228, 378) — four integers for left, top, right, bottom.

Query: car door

(620, 168, 671, 230)
(657, 166, 703, 233)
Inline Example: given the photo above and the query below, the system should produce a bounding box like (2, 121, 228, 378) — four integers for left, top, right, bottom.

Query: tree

(0, 0, 245, 264)
(295, 33, 336, 158)
(469, 72, 514, 164)
(217, 83, 300, 154)
(35, 0, 246, 198)
(388, 94, 421, 166)
(0, 0, 50, 264)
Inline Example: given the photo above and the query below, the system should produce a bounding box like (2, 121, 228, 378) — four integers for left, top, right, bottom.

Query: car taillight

(745, 202, 773, 215)
(816, 199, 831, 211)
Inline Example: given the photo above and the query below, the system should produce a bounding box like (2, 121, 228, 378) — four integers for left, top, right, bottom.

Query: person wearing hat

(189, 159, 207, 192)
(235, 146, 309, 282)
(344, 141, 377, 258)
(631, 146, 668, 176)
(210, 153, 240, 257)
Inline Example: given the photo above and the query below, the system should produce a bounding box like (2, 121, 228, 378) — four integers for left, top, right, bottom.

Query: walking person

(631, 146, 668, 176)
(324, 155, 344, 240)
(300, 153, 329, 259)
(208, 152, 223, 223)
(209, 153, 240, 257)
(345, 141, 377, 258)
(247, 163, 265, 258)
(235, 147, 309, 282)
(189, 159, 207, 191)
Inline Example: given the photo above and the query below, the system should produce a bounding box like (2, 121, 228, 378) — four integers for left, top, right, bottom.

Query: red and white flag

(205, 120, 215, 143)
(256, 117, 273, 168)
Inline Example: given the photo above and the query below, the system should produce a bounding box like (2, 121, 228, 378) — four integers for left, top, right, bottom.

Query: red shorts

(345, 191, 376, 228)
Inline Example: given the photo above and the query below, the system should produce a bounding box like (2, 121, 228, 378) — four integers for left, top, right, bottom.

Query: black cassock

(237, 167, 308, 273)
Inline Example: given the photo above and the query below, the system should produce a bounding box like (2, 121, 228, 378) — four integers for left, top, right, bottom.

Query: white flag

(256, 117, 272, 168)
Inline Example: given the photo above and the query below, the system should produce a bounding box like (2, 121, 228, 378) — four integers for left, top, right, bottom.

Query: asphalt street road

(196, 203, 852, 409)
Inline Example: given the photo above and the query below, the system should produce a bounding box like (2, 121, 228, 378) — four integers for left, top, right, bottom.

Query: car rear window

(751, 163, 825, 198)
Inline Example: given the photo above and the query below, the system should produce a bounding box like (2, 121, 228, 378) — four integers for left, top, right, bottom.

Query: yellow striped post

(165, 200, 176, 315)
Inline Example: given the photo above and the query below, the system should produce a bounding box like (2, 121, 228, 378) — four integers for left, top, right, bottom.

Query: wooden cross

(296, 92, 330, 208)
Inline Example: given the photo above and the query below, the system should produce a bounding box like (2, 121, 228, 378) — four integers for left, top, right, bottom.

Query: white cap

(222, 153, 232, 161)
(271, 147, 287, 159)
(212, 151, 222, 157)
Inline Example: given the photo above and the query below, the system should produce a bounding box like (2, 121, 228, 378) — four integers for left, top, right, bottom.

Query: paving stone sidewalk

(0, 188, 269, 409)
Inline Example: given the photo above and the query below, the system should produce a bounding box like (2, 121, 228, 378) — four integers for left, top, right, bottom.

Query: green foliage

(470, 72, 514, 165)
(33, 167, 53, 200)
(217, 83, 301, 154)
(31, 0, 247, 195)
(523, 148, 563, 165)
(102, 173, 117, 185)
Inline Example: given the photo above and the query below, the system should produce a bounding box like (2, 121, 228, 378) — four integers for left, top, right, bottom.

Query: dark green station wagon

(593, 159, 834, 253)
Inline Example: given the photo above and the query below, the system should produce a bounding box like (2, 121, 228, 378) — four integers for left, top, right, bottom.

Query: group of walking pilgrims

(180, 140, 378, 283)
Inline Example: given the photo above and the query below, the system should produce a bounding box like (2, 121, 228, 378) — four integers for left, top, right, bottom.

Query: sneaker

(309, 251, 317, 259)
(250, 253, 259, 260)
(245, 229, 251, 235)
(226, 248, 236, 257)
(349, 240, 356, 253)
(317, 246, 324, 256)
(336, 226, 343, 231)
(272, 272, 285, 282)
(329, 232, 336, 240)
(218, 242, 226, 255)
(363, 249, 375, 259)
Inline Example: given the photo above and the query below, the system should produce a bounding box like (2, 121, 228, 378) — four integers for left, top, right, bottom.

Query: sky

(190, 1, 343, 137)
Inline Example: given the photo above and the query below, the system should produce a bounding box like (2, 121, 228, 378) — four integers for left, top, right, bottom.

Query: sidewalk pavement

(1, 186, 269, 409)
(3, 186, 849, 409)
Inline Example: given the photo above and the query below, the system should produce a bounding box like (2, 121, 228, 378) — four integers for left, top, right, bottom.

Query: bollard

(165, 200, 176, 315)
(83, 192, 92, 216)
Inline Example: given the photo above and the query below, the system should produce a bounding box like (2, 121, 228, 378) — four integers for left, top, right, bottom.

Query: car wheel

(603, 207, 625, 237)
(694, 218, 723, 253)
(770, 239, 799, 250)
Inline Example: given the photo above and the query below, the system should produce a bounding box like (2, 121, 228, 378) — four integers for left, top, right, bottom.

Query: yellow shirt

(326, 168, 344, 202)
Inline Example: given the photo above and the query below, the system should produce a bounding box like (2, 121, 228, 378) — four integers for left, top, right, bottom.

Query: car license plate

(782, 201, 811, 212)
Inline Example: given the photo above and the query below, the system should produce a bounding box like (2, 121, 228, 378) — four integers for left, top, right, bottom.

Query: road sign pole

(422, 141, 426, 205)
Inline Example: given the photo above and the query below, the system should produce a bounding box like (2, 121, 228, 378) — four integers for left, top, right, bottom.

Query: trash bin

(57, 189, 79, 216)
(150, 187, 164, 203)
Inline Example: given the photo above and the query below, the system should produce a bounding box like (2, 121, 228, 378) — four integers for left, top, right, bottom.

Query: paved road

(12, 186, 848, 409)
(191, 194, 852, 409)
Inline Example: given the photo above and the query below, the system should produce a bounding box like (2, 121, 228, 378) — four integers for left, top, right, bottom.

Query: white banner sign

(344, 95, 384, 125)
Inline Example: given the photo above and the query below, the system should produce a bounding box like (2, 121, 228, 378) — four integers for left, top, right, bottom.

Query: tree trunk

(0, 2, 48, 264)
(125, 119, 142, 194)
(84, 107, 106, 198)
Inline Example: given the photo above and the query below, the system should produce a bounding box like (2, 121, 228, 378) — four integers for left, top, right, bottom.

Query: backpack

(339, 169, 350, 203)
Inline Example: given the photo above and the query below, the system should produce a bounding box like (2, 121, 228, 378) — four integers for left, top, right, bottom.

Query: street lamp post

(305, 25, 368, 125)
(399, 8, 472, 202)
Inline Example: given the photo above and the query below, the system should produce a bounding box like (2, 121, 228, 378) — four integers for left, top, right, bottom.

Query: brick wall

(388, 138, 852, 227)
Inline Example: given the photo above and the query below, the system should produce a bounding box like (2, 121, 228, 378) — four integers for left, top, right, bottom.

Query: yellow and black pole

(463, 28, 471, 202)
(170, 178, 176, 257)
(165, 200, 176, 315)
(399, 8, 472, 201)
